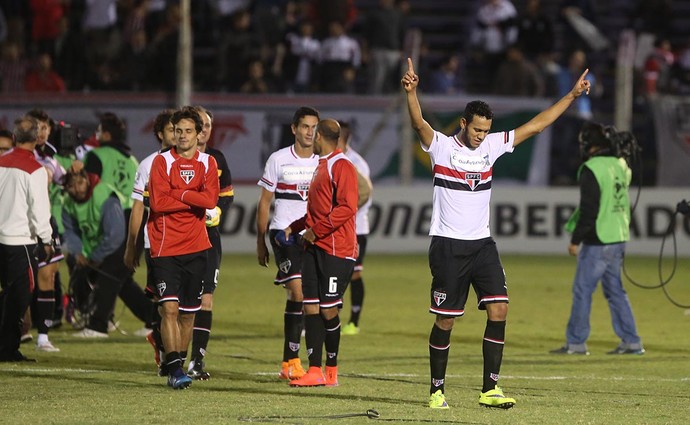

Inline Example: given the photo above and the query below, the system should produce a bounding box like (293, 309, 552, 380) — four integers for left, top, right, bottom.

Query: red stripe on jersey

(276, 182, 298, 191)
(433, 164, 492, 181)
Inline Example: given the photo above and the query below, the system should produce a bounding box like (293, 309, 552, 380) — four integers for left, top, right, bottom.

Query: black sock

(429, 324, 451, 394)
(165, 351, 182, 375)
(180, 351, 187, 368)
(36, 290, 55, 334)
(349, 277, 364, 326)
(151, 303, 164, 353)
(482, 320, 506, 392)
(323, 315, 341, 367)
(191, 310, 212, 363)
(283, 300, 303, 361)
(304, 313, 325, 368)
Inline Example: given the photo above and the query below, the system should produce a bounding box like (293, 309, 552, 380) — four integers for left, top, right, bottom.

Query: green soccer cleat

(479, 386, 515, 409)
(428, 390, 449, 409)
(341, 322, 360, 335)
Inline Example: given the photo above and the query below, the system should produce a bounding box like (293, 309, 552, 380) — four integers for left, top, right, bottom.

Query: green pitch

(2, 254, 689, 424)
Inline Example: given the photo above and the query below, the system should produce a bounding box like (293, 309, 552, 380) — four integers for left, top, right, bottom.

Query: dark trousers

(85, 241, 151, 333)
(0, 244, 37, 357)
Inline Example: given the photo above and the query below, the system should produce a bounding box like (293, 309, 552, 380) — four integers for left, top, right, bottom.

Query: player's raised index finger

(407, 57, 415, 74)
(578, 68, 589, 82)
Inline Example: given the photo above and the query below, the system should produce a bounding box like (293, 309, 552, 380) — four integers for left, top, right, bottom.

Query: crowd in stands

(0, 0, 689, 97)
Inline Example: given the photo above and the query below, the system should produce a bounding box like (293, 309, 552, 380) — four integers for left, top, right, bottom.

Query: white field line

(3, 368, 688, 382)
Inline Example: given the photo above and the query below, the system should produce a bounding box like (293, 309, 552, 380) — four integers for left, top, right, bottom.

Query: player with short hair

(186, 105, 234, 381)
(283, 118, 359, 387)
(257, 106, 320, 381)
(26, 109, 65, 351)
(124, 108, 176, 374)
(401, 57, 591, 409)
(147, 108, 219, 389)
(0, 116, 54, 362)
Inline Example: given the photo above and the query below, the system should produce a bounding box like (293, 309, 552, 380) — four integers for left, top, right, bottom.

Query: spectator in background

(24, 53, 66, 92)
(55, 10, 88, 91)
(630, 0, 673, 39)
(240, 59, 274, 94)
(308, 0, 357, 38)
(516, 0, 554, 61)
(559, 0, 598, 53)
(29, 0, 65, 58)
(470, 0, 518, 92)
(551, 49, 597, 185)
(493, 44, 544, 97)
(217, 9, 259, 91)
(675, 37, 690, 94)
(283, 20, 321, 93)
(319, 21, 361, 93)
(362, 0, 405, 94)
(118, 28, 151, 91)
(0, 41, 28, 92)
(427, 54, 463, 94)
(643, 38, 674, 95)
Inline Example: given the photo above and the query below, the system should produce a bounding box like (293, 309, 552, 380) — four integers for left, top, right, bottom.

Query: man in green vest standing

(551, 122, 644, 356)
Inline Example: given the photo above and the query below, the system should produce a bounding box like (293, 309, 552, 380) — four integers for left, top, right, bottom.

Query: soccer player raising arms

(401, 57, 590, 409)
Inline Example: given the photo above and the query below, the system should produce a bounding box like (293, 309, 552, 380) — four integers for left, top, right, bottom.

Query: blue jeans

(566, 243, 641, 347)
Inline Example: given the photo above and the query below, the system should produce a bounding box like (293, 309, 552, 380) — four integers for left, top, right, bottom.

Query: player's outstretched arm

(401, 58, 434, 148)
(514, 69, 591, 147)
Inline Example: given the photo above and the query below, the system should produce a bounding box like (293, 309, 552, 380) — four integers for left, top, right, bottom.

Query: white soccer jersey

(423, 129, 515, 240)
(345, 147, 371, 235)
(258, 145, 318, 230)
(131, 150, 159, 249)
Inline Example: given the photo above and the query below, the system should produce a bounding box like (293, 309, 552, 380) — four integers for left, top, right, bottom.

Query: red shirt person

(146, 108, 219, 390)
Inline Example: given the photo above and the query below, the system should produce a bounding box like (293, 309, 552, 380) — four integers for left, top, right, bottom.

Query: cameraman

(551, 122, 644, 356)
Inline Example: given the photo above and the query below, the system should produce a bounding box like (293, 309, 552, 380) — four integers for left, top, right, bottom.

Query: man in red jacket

(281, 119, 358, 387)
(147, 108, 219, 389)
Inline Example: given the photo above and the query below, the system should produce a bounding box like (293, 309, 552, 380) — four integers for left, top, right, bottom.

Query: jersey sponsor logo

(433, 290, 446, 306)
(180, 169, 195, 184)
(450, 150, 490, 172)
(282, 166, 316, 182)
(156, 281, 167, 297)
(279, 259, 292, 274)
(432, 378, 444, 387)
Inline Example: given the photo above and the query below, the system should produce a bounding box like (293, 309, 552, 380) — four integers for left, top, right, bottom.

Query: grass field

(2, 254, 689, 424)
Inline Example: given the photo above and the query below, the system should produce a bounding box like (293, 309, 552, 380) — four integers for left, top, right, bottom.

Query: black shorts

(150, 250, 207, 312)
(269, 229, 304, 285)
(38, 216, 64, 268)
(302, 245, 355, 308)
(202, 227, 222, 294)
(428, 236, 508, 317)
(354, 234, 367, 272)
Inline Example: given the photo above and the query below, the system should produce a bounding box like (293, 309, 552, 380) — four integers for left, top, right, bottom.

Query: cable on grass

(623, 207, 689, 309)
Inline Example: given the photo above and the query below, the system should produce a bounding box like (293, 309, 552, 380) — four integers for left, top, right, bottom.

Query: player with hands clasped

(402, 57, 590, 409)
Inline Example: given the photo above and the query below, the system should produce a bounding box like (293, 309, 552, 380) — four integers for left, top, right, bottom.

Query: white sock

(37, 333, 49, 345)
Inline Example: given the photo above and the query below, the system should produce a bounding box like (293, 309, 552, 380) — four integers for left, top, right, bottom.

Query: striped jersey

(423, 130, 514, 240)
(132, 149, 158, 249)
(345, 147, 371, 235)
(257, 145, 318, 230)
(147, 148, 219, 257)
(290, 150, 358, 260)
